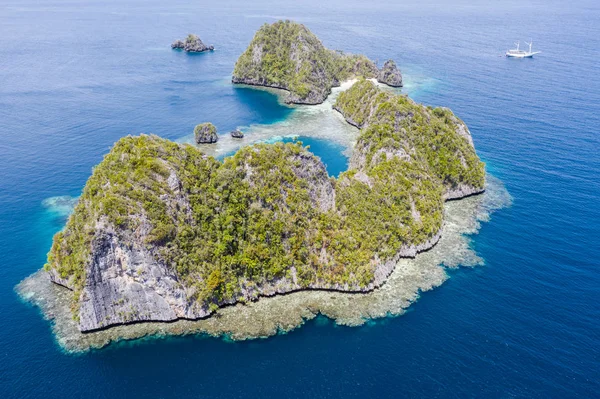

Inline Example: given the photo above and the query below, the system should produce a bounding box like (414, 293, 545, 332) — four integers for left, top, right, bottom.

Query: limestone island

(171, 34, 214, 53)
(232, 20, 401, 104)
(194, 122, 218, 144)
(18, 20, 495, 346)
(377, 60, 403, 87)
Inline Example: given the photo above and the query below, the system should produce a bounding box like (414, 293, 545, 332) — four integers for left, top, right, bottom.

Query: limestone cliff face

(47, 140, 211, 330)
(64, 219, 205, 331)
(232, 20, 383, 104)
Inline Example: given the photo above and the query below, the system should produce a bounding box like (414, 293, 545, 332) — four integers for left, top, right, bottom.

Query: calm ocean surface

(1, 0, 599, 397)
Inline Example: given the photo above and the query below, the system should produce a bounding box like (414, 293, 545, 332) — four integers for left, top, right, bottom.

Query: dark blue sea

(1, 0, 599, 397)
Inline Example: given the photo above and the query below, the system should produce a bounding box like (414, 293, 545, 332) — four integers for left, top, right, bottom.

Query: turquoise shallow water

(1, 0, 599, 397)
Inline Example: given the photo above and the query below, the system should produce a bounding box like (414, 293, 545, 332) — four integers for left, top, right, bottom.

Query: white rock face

(77, 228, 200, 331)
(289, 151, 336, 212)
(49, 218, 209, 332)
(443, 183, 485, 200)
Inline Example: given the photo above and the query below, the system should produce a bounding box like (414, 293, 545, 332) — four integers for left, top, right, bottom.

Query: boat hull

(506, 53, 534, 58)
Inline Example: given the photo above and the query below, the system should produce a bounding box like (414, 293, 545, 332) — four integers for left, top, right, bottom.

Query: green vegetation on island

(232, 20, 381, 104)
(334, 79, 485, 195)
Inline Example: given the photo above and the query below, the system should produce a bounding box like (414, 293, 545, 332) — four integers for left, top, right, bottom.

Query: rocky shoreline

(230, 78, 326, 105)
(40, 210, 446, 334)
(444, 184, 486, 201)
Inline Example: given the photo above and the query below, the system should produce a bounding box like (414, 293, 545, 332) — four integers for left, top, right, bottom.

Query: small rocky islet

(377, 59, 403, 87)
(25, 20, 487, 339)
(230, 130, 244, 139)
(194, 124, 244, 143)
(194, 122, 218, 144)
(171, 34, 214, 53)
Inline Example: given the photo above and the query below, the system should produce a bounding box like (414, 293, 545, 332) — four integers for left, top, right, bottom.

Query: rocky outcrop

(288, 150, 336, 213)
(171, 40, 185, 49)
(377, 60, 403, 87)
(331, 80, 486, 289)
(236, 144, 336, 213)
(194, 122, 218, 144)
(230, 130, 244, 139)
(232, 21, 407, 104)
(171, 34, 214, 53)
(47, 136, 349, 331)
(75, 221, 203, 331)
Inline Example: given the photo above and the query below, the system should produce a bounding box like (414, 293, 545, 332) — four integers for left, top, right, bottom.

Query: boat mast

(525, 40, 533, 54)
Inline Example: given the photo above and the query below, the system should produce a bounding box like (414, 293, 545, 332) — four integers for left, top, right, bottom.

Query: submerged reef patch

(42, 196, 78, 218)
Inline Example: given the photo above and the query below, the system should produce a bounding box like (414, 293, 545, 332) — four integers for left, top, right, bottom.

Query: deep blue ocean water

(1, 0, 599, 397)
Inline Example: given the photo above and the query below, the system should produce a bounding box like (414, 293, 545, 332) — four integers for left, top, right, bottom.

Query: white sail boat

(506, 40, 541, 58)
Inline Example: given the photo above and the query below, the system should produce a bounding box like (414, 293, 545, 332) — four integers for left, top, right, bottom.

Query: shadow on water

(231, 85, 294, 124)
